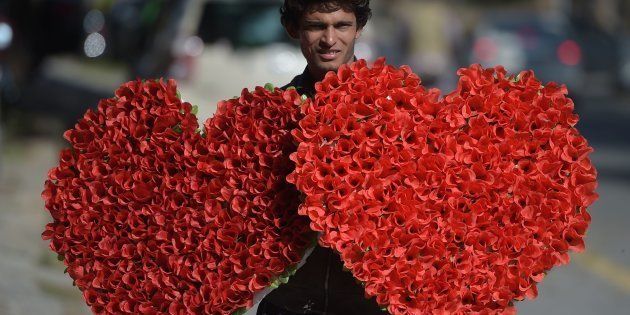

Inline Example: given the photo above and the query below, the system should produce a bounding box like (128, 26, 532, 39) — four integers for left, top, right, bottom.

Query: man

(257, 1, 387, 314)
(280, 0, 370, 97)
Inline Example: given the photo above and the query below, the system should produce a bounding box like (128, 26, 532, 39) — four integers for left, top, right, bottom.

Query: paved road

(0, 139, 89, 315)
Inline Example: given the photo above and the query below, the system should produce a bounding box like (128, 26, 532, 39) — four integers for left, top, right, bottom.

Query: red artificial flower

(42, 80, 314, 314)
(289, 59, 598, 314)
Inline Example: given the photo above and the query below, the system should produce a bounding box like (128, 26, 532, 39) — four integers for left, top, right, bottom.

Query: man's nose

(321, 26, 336, 46)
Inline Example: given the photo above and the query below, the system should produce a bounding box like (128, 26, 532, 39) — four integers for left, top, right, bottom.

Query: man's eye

(304, 24, 325, 31)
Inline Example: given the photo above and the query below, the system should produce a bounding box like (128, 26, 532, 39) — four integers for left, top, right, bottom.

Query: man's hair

(280, 0, 372, 30)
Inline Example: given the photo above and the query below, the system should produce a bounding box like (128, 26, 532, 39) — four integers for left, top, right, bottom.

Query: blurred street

(1, 0, 630, 314)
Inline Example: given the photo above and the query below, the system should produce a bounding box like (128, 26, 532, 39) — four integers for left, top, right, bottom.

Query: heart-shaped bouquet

(43, 59, 597, 315)
(42, 79, 314, 314)
(289, 59, 597, 314)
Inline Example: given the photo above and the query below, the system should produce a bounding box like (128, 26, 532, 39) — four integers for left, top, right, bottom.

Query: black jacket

(256, 68, 386, 315)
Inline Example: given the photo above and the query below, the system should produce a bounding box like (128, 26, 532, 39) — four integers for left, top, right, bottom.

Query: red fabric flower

(289, 59, 598, 314)
(42, 79, 313, 314)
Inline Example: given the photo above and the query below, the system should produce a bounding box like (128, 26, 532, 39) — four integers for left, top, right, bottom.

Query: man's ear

(355, 27, 364, 40)
(285, 24, 300, 39)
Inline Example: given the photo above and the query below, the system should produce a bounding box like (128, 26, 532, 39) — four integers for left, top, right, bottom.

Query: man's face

(291, 6, 363, 79)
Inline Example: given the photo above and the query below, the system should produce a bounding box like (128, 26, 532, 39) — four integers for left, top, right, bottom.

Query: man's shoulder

(281, 73, 304, 91)
(281, 68, 315, 97)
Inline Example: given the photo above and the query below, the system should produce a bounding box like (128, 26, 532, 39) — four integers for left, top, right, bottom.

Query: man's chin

(309, 56, 355, 77)
(313, 61, 343, 74)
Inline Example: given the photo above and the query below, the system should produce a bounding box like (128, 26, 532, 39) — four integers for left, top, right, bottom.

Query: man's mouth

(318, 50, 340, 61)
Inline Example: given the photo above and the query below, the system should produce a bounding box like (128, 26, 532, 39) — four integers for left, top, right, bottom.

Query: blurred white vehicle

(177, 0, 307, 120)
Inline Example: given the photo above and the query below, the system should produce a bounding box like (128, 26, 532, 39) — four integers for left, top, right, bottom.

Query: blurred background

(0, 0, 628, 314)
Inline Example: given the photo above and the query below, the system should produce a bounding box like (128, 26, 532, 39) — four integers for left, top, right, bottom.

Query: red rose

(43, 80, 314, 314)
(289, 59, 597, 314)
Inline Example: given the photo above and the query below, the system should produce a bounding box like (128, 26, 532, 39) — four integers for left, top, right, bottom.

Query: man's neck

(306, 66, 326, 83)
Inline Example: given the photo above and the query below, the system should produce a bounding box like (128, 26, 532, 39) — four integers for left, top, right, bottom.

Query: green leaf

(285, 86, 296, 91)
(268, 263, 300, 289)
(285, 265, 299, 277)
(264, 83, 275, 92)
(301, 94, 308, 102)
(176, 90, 182, 99)
(266, 234, 319, 290)
(173, 123, 183, 134)
(232, 308, 247, 315)
(192, 105, 199, 116)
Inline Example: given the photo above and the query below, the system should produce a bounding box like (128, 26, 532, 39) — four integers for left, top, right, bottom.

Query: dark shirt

(282, 66, 317, 97)
(256, 67, 386, 315)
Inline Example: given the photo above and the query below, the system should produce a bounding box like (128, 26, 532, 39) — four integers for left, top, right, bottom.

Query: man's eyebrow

(303, 20, 355, 26)
(303, 20, 326, 25)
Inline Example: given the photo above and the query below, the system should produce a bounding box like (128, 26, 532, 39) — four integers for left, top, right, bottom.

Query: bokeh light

(0, 22, 13, 50)
(83, 10, 105, 34)
(83, 32, 106, 58)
